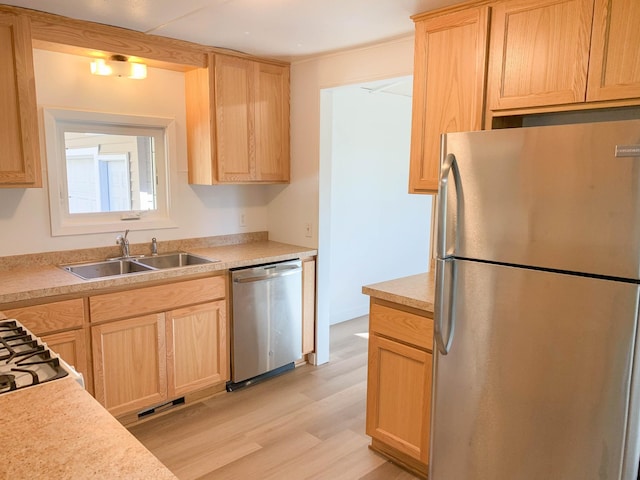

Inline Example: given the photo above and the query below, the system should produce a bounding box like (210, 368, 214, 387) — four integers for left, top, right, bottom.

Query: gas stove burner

(0, 373, 16, 391)
(0, 319, 69, 394)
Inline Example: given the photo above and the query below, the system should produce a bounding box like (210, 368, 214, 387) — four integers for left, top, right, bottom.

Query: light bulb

(90, 58, 112, 76)
(129, 62, 147, 79)
(90, 56, 147, 79)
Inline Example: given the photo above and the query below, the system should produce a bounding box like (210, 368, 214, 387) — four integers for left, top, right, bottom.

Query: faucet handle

(116, 229, 130, 244)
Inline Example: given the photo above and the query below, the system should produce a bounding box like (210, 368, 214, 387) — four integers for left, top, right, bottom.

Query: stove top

(0, 319, 70, 395)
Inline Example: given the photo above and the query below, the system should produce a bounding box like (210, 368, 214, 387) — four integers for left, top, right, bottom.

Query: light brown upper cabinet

(0, 10, 41, 188)
(185, 53, 290, 184)
(487, 0, 594, 110)
(409, 7, 489, 194)
(254, 61, 291, 182)
(488, 0, 640, 113)
(214, 55, 253, 182)
(587, 0, 640, 102)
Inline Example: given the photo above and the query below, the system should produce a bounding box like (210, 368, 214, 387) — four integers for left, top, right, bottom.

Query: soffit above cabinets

(1, 0, 467, 61)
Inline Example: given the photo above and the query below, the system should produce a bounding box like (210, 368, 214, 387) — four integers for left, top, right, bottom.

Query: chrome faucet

(151, 237, 158, 256)
(116, 229, 130, 258)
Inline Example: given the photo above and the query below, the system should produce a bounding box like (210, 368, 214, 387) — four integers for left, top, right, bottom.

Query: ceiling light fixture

(90, 54, 147, 80)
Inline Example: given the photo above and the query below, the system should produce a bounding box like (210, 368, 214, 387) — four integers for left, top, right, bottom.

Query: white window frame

(43, 108, 176, 236)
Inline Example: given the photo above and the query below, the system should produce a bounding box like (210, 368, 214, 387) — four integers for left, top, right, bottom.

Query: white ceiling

(4, 0, 465, 62)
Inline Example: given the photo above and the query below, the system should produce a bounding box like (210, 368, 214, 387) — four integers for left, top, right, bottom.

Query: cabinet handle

(233, 266, 302, 283)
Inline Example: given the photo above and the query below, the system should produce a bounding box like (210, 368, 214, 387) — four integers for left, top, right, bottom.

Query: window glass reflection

(63, 132, 156, 214)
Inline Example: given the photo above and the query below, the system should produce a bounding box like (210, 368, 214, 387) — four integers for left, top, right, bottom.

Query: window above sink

(43, 108, 177, 236)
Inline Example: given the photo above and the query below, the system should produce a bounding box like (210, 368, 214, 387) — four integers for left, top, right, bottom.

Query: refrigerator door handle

(434, 257, 455, 355)
(437, 153, 460, 258)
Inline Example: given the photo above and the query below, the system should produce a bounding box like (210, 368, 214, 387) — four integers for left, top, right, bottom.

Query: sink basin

(61, 252, 218, 280)
(134, 252, 217, 269)
(62, 259, 155, 280)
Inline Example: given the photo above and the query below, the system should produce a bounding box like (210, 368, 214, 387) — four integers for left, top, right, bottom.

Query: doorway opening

(317, 75, 433, 358)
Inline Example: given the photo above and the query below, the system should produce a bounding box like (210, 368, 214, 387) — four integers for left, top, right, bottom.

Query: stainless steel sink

(61, 252, 218, 280)
(134, 252, 217, 269)
(62, 259, 155, 280)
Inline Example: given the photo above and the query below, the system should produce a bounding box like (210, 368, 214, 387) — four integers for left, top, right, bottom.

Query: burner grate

(0, 319, 69, 394)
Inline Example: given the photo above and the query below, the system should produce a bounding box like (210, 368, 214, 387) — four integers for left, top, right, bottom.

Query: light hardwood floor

(129, 315, 419, 479)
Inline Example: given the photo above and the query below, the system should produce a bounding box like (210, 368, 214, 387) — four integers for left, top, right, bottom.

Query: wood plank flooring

(129, 316, 419, 479)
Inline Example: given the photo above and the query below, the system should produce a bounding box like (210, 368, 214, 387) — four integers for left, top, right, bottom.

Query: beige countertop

(0, 239, 317, 305)
(0, 377, 176, 479)
(0, 236, 317, 478)
(362, 271, 435, 313)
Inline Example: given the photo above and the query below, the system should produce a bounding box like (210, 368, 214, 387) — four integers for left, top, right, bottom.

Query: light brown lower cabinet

(42, 328, 90, 386)
(166, 300, 227, 397)
(92, 313, 168, 417)
(366, 299, 434, 478)
(3, 258, 316, 418)
(90, 275, 229, 418)
(2, 298, 92, 394)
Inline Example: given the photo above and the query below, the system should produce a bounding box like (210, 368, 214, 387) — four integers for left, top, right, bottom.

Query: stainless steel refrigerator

(432, 119, 640, 480)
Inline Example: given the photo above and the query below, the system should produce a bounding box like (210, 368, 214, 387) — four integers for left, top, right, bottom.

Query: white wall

(0, 49, 269, 256)
(269, 36, 417, 364)
(267, 36, 416, 247)
(327, 84, 431, 325)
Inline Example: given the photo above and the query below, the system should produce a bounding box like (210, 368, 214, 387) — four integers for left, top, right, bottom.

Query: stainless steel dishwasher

(228, 259, 302, 390)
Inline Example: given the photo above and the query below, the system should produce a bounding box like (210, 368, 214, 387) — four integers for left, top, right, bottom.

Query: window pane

(63, 132, 157, 214)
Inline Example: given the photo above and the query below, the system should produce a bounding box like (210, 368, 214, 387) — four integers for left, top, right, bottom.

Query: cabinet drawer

(3, 298, 85, 334)
(370, 301, 433, 351)
(90, 276, 226, 323)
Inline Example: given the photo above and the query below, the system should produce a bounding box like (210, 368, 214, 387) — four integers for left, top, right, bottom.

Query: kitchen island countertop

(0, 377, 177, 479)
(362, 271, 435, 313)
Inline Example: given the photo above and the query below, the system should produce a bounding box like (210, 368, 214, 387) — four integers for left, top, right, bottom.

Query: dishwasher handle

(233, 265, 302, 283)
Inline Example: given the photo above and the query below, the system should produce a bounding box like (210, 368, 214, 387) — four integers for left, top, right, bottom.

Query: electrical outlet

(240, 213, 246, 227)
(304, 222, 312, 238)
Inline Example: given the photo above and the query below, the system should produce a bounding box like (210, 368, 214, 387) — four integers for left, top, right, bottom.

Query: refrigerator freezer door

(430, 259, 640, 480)
(441, 120, 640, 280)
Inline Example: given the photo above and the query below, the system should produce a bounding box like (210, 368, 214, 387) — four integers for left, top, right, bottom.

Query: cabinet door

(92, 314, 167, 416)
(185, 58, 216, 185)
(255, 62, 290, 182)
(214, 54, 254, 182)
(366, 333, 433, 464)
(409, 7, 489, 193)
(4, 298, 92, 393)
(487, 0, 593, 110)
(587, 0, 640, 102)
(186, 53, 290, 185)
(166, 300, 228, 397)
(0, 11, 41, 187)
(42, 329, 92, 394)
